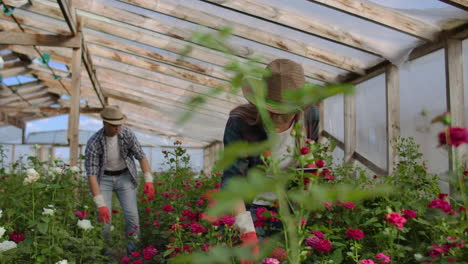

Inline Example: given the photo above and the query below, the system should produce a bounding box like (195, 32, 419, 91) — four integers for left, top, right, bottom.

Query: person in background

(85, 105, 155, 255)
(221, 58, 320, 263)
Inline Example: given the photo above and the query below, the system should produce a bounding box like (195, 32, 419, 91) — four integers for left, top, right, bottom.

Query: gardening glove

(240, 232, 260, 264)
(143, 172, 155, 199)
(93, 194, 111, 224)
(235, 211, 259, 264)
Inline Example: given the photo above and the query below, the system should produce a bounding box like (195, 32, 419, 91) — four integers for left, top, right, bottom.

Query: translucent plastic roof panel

(369, 0, 468, 29)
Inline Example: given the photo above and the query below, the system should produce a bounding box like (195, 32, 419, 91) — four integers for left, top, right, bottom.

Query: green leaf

(215, 139, 271, 171)
(37, 222, 48, 234)
(331, 248, 344, 264)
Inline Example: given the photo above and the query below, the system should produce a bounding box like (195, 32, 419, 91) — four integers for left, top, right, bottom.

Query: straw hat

(242, 58, 305, 114)
(100, 105, 127, 125)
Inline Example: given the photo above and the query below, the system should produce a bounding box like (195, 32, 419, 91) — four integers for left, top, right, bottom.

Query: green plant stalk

(276, 185, 300, 264)
(454, 151, 467, 215)
(352, 240, 360, 263)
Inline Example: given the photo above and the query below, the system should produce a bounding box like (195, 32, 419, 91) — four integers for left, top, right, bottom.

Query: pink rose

(142, 245, 158, 260)
(314, 239, 332, 253)
(375, 252, 391, 263)
(219, 215, 236, 226)
(262, 258, 280, 264)
(359, 260, 376, 264)
(190, 222, 206, 234)
(311, 230, 325, 240)
(341, 201, 356, 210)
(121, 256, 130, 263)
(385, 212, 407, 229)
(130, 251, 140, 258)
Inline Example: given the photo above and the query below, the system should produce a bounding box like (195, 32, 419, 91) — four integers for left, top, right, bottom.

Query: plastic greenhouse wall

(356, 74, 387, 170)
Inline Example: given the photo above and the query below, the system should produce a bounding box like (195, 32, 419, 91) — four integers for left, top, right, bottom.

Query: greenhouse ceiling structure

(0, 0, 467, 171)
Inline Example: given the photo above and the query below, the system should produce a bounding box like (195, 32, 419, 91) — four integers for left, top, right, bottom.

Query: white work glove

(93, 194, 106, 208)
(144, 172, 153, 183)
(235, 211, 256, 235)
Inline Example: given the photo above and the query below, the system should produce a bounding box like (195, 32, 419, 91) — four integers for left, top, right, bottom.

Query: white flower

(55, 260, 68, 264)
(23, 168, 40, 184)
(26, 168, 39, 178)
(0, 227, 5, 239)
(0, 241, 17, 252)
(70, 166, 80, 173)
(42, 208, 55, 216)
(77, 219, 93, 230)
(52, 167, 62, 174)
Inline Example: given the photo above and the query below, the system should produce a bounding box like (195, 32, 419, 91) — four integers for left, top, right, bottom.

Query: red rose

(162, 204, 174, 213)
(271, 248, 287, 261)
(300, 147, 310, 155)
(438, 127, 468, 147)
(9, 231, 25, 243)
(402, 209, 417, 219)
(346, 228, 365, 240)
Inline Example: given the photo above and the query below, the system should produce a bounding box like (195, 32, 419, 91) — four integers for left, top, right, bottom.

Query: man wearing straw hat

(221, 58, 319, 263)
(85, 105, 155, 255)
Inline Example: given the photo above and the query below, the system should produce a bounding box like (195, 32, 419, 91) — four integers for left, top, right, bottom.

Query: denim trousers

(249, 204, 283, 241)
(99, 171, 140, 253)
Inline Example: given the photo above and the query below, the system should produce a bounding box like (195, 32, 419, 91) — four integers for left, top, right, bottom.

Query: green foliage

(0, 152, 111, 263)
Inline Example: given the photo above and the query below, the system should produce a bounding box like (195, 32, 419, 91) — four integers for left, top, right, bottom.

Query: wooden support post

(68, 46, 82, 166)
(386, 65, 400, 175)
(50, 146, 56, 164)
(344, 95, 356, 164)
(445, 38, 466, 176)
(39, 146, 47, 162)
(11, 144, 15, 167)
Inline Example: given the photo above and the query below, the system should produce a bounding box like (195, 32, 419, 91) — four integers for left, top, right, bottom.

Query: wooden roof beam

(0, 81, 45, 97)
(56, 0, 106, 107)
(306, 0, 439, 41)
(202, 0, 381, 55)
(0, 31, 82, 47)
(0, 106, 103, 114)
(120, 0, 367, 74)
(23, 0, 340, 82)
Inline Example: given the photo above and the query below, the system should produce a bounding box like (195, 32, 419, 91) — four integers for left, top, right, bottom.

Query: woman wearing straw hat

(221, 58, 320, 263)
(85, 105, 155, 256)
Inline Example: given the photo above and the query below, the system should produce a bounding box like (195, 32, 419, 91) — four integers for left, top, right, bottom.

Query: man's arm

(88, 175, 101, 196)
(139, 157, 151, 174)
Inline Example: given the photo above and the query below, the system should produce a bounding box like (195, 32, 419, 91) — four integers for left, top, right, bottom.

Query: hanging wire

(0, 1, 71, 96)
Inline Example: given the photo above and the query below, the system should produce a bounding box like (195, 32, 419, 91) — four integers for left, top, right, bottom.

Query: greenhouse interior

(0, 0, 467, 263)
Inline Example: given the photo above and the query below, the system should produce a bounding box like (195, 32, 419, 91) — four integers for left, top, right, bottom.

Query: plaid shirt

(221, 106, 319, 187)
(85, 126, 146, 187)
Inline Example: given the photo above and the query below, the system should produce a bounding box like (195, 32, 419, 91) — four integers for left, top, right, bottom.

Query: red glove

(143, 182, 155, 200)
(98, 206, 111, 224)
(240, 231, 259, 264)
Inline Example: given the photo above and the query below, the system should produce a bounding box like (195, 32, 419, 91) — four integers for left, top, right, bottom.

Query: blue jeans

(99, 171, 140, 253)
(249, 204, 283, 241)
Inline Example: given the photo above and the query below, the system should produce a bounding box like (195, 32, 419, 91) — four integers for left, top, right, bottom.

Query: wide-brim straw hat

(100, 105, 127, 125)
(242, 58, 305, 114)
